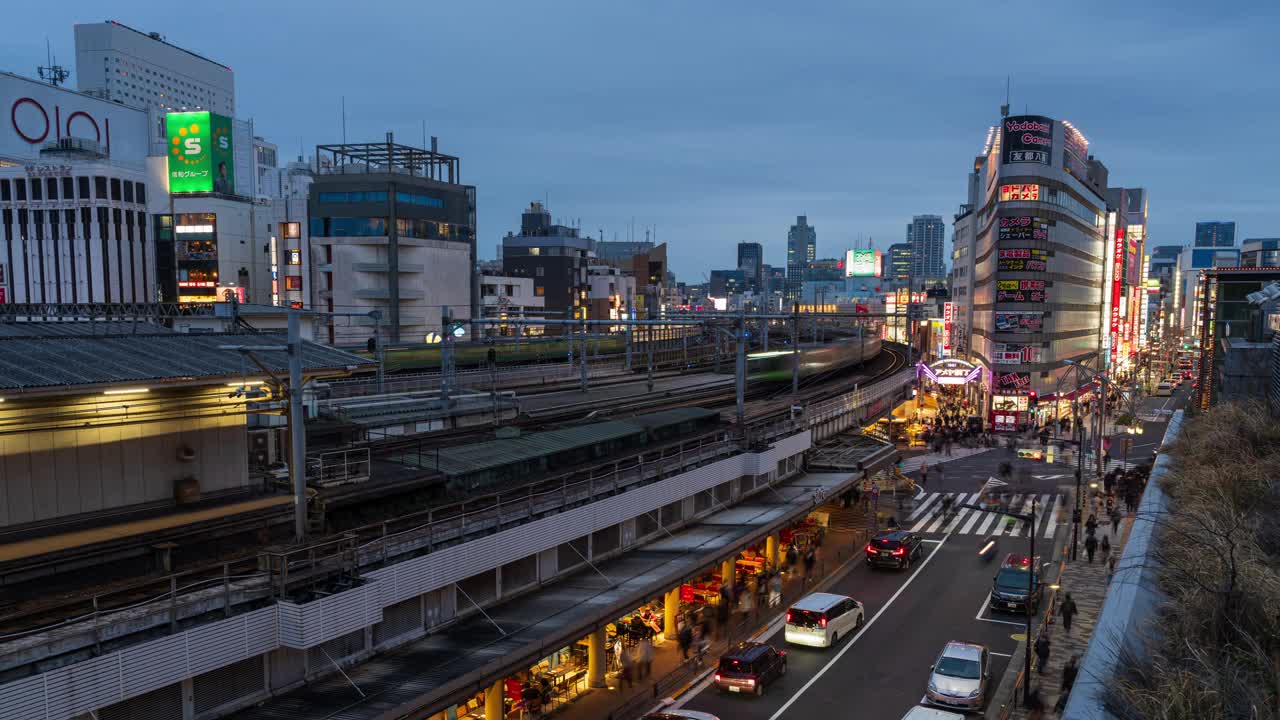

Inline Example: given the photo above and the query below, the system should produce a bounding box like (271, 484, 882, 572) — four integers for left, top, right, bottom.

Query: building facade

(786, 215, 816, 302)
(907, 214, 946, 283)
(1241, 238, 1280, 268)
(309, 141, 476, 346)
(501, 202, 593, 327)
(75, 20, 235, 116)
(1194, 220, 1235, 249)
(887, 243, 911, 288)
(737, 241, 763, 291)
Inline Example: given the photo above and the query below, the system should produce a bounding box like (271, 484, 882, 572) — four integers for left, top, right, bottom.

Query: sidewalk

(544, 506, 871, 720)
(1000, 513, 1135, 718)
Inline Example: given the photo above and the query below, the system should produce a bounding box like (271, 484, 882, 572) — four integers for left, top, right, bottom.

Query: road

(669, 384, 1190, 719)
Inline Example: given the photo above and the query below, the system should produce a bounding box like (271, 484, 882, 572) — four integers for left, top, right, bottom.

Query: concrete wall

(0, 387, 248, 528)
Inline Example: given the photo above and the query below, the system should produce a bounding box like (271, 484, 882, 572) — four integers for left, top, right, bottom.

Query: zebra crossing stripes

(905, 492, 1066, 538)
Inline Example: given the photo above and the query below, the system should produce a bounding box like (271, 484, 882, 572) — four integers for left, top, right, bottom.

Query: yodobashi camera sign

(1002, 115, 1053, 166)
(166, 111, 234, 194)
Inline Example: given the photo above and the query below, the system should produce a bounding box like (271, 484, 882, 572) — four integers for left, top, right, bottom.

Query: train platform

(0, 494, 292, 565)
(520, 373, 732, 415)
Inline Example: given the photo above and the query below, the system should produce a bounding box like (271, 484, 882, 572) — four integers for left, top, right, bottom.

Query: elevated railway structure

(0, 334, 913, 720)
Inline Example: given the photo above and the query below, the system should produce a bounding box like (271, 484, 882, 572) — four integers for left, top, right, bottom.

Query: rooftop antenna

(421, 119, 427, 152)
(1000, 76, 1010, 117)
(341, 96, 347, 144)
(38, 39, 70, 87)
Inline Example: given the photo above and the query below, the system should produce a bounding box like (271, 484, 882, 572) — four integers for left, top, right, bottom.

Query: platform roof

(0, 320, 173, 337)
(431, 420, 643, 476)
(0, 332, 371, 395)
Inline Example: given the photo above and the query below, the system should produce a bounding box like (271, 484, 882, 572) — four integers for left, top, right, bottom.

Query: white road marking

(989, 651, 1014, 657)
(761, 535, 951, 720)
(921, 539, 944, 544)
(979, 616, 1026, 627)
(908, 493, 942, 520)
(975, 591, 992, 620)
(921, 497, 955, 534)
(1044, 494, 1063, 539)
(942, 493, 977, 533)
(974, 504, 1000, 536)
(959, 501, 985, 535)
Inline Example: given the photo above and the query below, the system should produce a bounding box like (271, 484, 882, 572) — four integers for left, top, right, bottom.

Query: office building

(805, 257, 845, 282)
(75, 21, 235, 116)
(1241, 238, 1280, 268)
(1194, 221, 1236, 249)
(1177, 244, 1240, 337)
(887, 243, 912, 287)
(595, 240, 654, 266)
(708, 269, 746, 300)
(737, 241, 763, 291)
(309, 139, 477, 346)
(907, 214, 946, 282)
(502, 202, 593, 327)
(1148, 244, 1183, 344)
(961, 114, 1115, 428)
(786, 215, 816, 301)
(950, 196, 979, 359)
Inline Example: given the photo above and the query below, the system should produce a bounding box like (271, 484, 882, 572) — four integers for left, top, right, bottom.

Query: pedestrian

(1100, 534, 1112, 564)
(1084, 533, 1098, 563)
(1056, 656, 1079, 711)
(637, 636, 653, 679)
(921, 464, 929, 487)
(769, 572, 783, 607)
(871, 481, 881, 512)
(936, 463, 944, 483)
(803, 547, 816, 584)
(1034, 633, 1051, 674)
(1059, 592, 1078, 632)
(678, 620, 693, 660)
(1110, 506, 1122, 535)
(785, 543, 798, 569)
(619, 642, 634, 688)
(1106, 553, 1117, 582)
(1085, 513, 1099, 538)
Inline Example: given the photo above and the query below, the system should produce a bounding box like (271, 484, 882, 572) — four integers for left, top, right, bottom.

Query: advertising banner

(919, 359, 981, 386)
(999, 184, 1041, 202)
(997, 248, 1048, 272)
(166, 111, 234, 194)
(996, 279, 1047, 303)
(1110, 227, 1125, 362)
(994, 370, 1031, 392)
(1001, 115, 1054, 165)
(847, 248, 879, 277)
(994, 311, 1044, 333)
(942, 301, 953, 352)
(1062, 121, 1090, 180)
(992, 343, 1039, 365)
(998, 216, 1049, 242)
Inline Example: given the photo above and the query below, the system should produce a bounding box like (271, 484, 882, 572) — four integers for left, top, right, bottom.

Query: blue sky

(4, 1, 1277, 279)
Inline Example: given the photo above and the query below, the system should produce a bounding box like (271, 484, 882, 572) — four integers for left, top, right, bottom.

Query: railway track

(0, 343, 908, 638)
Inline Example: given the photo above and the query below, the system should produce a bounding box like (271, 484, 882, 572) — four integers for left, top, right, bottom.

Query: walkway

(898, 446, 994, 473)
(1005, 514, 1134, 718)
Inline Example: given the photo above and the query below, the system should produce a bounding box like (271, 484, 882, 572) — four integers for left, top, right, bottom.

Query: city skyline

(2, 3, 1276, 280)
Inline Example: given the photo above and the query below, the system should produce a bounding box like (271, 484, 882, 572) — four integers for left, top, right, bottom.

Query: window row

(0, 177, 146, 204)
(317, 191, 388, 204)
(309, 217, 460, 241)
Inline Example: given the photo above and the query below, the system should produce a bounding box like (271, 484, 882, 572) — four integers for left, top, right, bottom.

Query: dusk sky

(4, 1, 1277, 279)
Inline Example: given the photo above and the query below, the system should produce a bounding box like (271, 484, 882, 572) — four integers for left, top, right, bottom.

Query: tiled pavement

(1006, 514, 1134, 718)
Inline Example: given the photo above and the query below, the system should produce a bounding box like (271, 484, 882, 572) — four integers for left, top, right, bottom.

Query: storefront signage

(992, 343, 1039, 365)
(998, 216, 1049, 242)
(991, 411, 1021, 433)
(994, 311, 1043, 333)
(996, 279, 1047, 303)
(994, 371, 1031, 391)
(166, 111, 235, 194)
(997, 248, 1048, 272)
(942, 301, 953, 352)
(992, 395, 1030, 413)
(919, 359, 981, 386)
(1002, 115, 1053, 165)
(999, 184, 1041, 202)
(1110, 226, 1125, 363)
(680, 584, 694, 603)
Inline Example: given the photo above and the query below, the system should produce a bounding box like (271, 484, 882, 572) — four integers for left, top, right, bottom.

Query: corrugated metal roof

(432, 420, 643, 476)
(0, 333, 372, 391)
(0, 321, 174, 338)
(621, 406, 720, 428)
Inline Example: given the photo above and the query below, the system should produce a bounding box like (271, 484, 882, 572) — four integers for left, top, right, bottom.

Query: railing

(996, 555, 1067, 719)
(805, 368, 916, 427)
(309, 447, 372, 487)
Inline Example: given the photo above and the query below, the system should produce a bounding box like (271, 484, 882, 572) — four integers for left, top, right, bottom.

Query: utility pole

(791, 302, 800, 397)
(580, 316, 589, 393)
(288, 311, 307, 543)
(736, 308, 746, 426)
(646, 328, 655, 393)
(370, 309, 385, 394)
(440, 306, 453, 408)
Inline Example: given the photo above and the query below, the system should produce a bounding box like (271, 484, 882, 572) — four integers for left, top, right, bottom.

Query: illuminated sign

(918, 359, 981, 386)
(942, 301, 953, 352)
(997, 248, 1048, 272)
(998, 216, 1048, 242)
(1001, 115, 1053, 165)
(1140, 254, 1150, 349)
(994, 371, 1031, 391)
(992, 343, 1039, 365)
(846, 249, 880, 278)
(177, 280, 215, 288)
(166, 111, 234, 194)
(994, 311, 1043, 333)
(1110, 226, 1125, 363)
(999, 184, 1041, 202)
(992, 395, 1030, 412)
(1062, 121, 1089, 180)
(996, 279, 1047, 303)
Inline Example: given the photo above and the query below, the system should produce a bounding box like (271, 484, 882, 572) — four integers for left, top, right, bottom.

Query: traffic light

(1028, 390, 1038, 406)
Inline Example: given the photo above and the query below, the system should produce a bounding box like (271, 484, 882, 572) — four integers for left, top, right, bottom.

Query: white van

(1156, 382, 1173, 396)
(783, 592, 864, 648)
(900, 705, 967, 720)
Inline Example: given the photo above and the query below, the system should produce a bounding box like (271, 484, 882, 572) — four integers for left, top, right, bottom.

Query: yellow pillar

(765, 534, 779, 571)
(484, 679, 503, 720)
(721, 557, 736, 588)
(587, 627, 607, 688)
(664, 588, 680, 640)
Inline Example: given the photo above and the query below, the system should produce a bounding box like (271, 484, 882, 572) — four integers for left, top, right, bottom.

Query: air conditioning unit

(248, 429, 282, 469)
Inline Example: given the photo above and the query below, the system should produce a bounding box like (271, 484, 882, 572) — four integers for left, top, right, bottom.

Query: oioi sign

(166, 111, 234, 194)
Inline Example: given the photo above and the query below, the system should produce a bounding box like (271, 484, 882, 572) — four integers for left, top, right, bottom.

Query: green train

(747, 334, 882, 382)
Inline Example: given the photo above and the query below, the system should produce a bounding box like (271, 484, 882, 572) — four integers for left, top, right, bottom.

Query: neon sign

(918, 359, 981, 386)
(999, 184, 1040, 202)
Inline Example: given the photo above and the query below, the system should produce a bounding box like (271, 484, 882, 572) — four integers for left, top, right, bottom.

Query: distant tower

(786, 216, 816, 302)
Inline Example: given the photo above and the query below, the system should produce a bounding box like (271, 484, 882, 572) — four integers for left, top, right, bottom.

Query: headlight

(928, 680, 939, 692)
(968, 688, 981, 698)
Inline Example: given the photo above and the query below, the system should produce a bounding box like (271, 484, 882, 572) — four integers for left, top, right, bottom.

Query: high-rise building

(1241, 238, 1280, 267)
(75, 21, 235, 116)
(786, 215, 816, 301)
(906, 214, 946, 283)
(502, 202, 594, 329)
(887, 243, 912, 287)
(1194, 221, 1236, 249)
(961, 114, 1115, 429)
(737, 242, 763, 291)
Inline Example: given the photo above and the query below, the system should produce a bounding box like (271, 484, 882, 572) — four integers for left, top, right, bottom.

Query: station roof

(0, 321, 173, 338)
(0, 332, 371, 395)
(619, 406, 720, 429)
(432, 420, 643, 476)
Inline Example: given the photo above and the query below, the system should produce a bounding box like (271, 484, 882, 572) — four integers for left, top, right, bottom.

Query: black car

(989, 553, 1044, 613)
(865, 530, 923, 569)
(713, 642, 787, 696)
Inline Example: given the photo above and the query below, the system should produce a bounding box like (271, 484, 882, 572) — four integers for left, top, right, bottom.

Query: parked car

(1155, 382, 1173, 396)
(784, 592, 865, 648)
(865, 530, 924, 569)
(989, 553, 1046, 613)
(713, 642, 787, 696)
(899, 706, 968, 720)
(925, 641, 991, 711)
(642, 712, 721, 720)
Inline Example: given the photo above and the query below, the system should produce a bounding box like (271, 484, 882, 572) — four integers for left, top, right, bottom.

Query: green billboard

(166, 111, 235, 194)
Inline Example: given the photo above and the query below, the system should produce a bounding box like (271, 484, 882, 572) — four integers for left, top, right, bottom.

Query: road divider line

(989, 651, 1014, 657)
(763, 534, 951, 720)
(975, 592, 992, 621)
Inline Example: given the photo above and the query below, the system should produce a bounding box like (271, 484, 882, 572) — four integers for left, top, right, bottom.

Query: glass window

(31, 179, 42, 201)
(285, 276, 302, 290)
(287, 249, 301, 265)
(94, 176, 107, 199)
(46, 178, 58, 200)
(135, 182, 146, 204)
(311, 217, 388, 236)
(317, 191, 388, 203)
(535, 286, 544, 296)
(110, 178, 121, 201)
(395, 191, 444, 208)
(62, 177, 73, 199)
(15, 179, 27, 201)
(123, 181, 134, 203)
(0, 179, 9, 202)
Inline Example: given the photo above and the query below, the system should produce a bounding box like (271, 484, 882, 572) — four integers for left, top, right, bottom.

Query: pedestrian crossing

(903, 491, 1066, 539)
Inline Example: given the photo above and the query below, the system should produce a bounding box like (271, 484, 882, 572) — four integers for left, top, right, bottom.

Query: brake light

(819, 616, 828, 628)
(745, 677, 755, 686)
(786, 611, 793, 623)
(865, 543, 875, 554)
(714, 673, 721, 683)
(892, 547, 906, 556)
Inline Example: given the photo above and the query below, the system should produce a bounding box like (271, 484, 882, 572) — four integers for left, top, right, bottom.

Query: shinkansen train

(747, 333, 882, 382)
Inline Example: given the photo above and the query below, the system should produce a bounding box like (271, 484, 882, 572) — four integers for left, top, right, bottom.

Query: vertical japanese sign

(1110, 226, 1125, 363)
(942, 301, 953, 354)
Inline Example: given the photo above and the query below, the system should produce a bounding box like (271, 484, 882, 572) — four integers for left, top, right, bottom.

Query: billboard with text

(166, 111, 234, 194)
